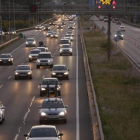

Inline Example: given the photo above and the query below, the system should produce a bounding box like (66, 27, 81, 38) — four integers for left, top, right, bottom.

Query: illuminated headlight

(41, 88, 46, 91)
(47, 34, 49, 36)
(59, 112, 65, 116)
(0, 60, 2, 61)
(64, 72, 68, 75)
(60, 49, 63, 52)
(33, 41, 35, 44)
(26, 42, 28, 44)
(51, 35, 53, 37)
(48, 60, 51, 63)
(70, 37, 73, 39)
(121, 35, 123, 37)
(69, 49, 72, 52)
(8, 59, 11, 61)
(29, 55, 32, 58)
(56, 35, 58, 37)
(37, 60, 40, 62)
(52, 72, 56, 75)
(114, 34, 117, 37)
(15, 72, 19, 75)
(28, 72, 31, 75)
(41, 112, 46, 116)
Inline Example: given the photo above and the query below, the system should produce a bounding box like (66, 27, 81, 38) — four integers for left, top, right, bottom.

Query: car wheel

(50, 64, 53, 68)
(29, 60, 31, 62)
(37, 65, 40, 69)
(3, 116, 5, 121)
(66, 76, 69, 80)
(40, 92, 43, 97)
(30, 76, 32, 79)
(71, 53, 72, 56)
(63, 119, 67, 123)
(60, 54, 62, 56)
(15, 76, 18, 80)
(58, 91, 61, 96)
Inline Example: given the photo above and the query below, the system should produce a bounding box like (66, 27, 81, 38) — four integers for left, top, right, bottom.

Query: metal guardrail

(0, 5, 140, 15)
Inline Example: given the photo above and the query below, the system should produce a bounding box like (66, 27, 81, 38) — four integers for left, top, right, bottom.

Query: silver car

(58, 39, 71, 48)
(15, 65, 33, 80)
(24, 125, 63, 140)
(26, 38, 36, 47)
(0, 53, 13, 65)
(36, 52, 53, 69)
(51, 65, 69, 80)
(50, 32, 58, 39)
(36, 47, 48, 52)
(0, 101, 5, 124)
(28, 49, 41, 62)
(65, 30, 74, 36)
(39, 98, 68, 124)
(46, 31, 53, 37)
(39, 78, 62, 97)
(35, 25, 43, 30)
(60, 44, 72, 56)
(63, 34, 73, 41)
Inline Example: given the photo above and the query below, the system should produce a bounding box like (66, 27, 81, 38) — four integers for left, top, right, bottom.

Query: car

(0, 31, 5, 36)
(36, 47, 48, 52)
(51, 65, 69, 79)
(38, 41, 47, 47)
(0, 53, 13, 65)
(65, 30, 74, 36)
(38, 97, 68, 124)
(46, 31, 53, 37)
(69, 21, 75, 26)
(24, 125, 63, 140)
(58, 39, 71, 48)
(57, 24, 63, 29)
(8, 29, 16, 35)
(50, 32, 58, 39)
(28, 49, 41, 62)
(26, 38, 36, 47)
(36, 52, 53, 69)
(114, 31, 123, 40)
(15, 65, 33, 80)
(35, 25, 44, 30)
(49, 22, 54, 25)
(42, 24, 50, 31)
(60, 44, 72, 56)
(39, 78, 62, 97)
(61, 21, 66, 25)
(119, 26, 125, 31)
(116, 21, 121, 25)
(0, 101, 5, 124)
(68, 25, 74, 30)
(63, 34, 73, 41)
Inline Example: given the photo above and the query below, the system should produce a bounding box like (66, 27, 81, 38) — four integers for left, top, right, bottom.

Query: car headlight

(37, 60, 40, 62)
(29, 55, 32, 58)
(41, 88, 46, 91)
(8, 59, 11, 61)
(0, 60, 2, 61)
(48, 60, 51, 63)
(59, 112, 65, 116)
(121, 35, 123, 37)
(41, 112, 46, 116)
(60, 49, 62, 52)
(52, 72, 56, 75)
(51, 35, 53, 37)
(69, 49, 72, 52)
(28, 72, 31, 75)
(114, 34, 117, 37)
(33, 41, 35, 44)
(15, 72, 19, 75)
(64, 72, 68, 75)
(26, 42, 28, 44)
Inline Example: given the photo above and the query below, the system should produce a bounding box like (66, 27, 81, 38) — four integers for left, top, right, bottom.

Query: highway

(94, 16, 140, 66)
(0, 17, 93, 140)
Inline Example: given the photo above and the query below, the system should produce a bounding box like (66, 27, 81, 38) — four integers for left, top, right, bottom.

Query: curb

(79, 19, 104, 140)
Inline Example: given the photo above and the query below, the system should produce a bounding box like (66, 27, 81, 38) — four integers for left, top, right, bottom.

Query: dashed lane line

(14, 134, 19, 140)
(8, 76, 11, 79)
(0, 85, 3, 88)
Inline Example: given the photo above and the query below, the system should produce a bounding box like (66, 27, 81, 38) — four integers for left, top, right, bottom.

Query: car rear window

(61, 45, 71, 48)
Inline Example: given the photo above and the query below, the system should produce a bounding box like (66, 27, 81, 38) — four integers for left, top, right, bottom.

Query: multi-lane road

(0, 17, 93, 140)
(94, 16, 140, 66)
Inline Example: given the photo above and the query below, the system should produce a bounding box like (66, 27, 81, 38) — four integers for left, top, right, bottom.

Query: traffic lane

(17, 29, 77, 140)
(0, 20, 72, 140)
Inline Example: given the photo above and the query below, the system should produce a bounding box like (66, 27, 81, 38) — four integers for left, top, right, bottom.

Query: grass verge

(82, 21, 140, 140)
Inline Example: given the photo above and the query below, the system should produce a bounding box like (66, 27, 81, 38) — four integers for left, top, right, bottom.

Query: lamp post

(0, 0, 3, 44)
(9, 0, 11, 39)
(13, 0, 15, 30)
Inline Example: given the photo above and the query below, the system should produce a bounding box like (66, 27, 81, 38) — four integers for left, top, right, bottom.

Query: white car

(24, 125, 63, 140)
(58, 39, 71, 48)
(35, 25, 44, 30)
(26, 38, 36, 47)
(63, 34, 73, 41)
(0, 101, 5, 124)
(119, 26, 125, 31)
(0, 31, 5, 36)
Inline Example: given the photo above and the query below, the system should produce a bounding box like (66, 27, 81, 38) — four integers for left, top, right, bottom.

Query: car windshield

(61, 45, 71, 48)
(42, 100, 64, 108)
(65, 35, 71, 37)
(17, 66, 30, 70)
(29, 128, 57, 137)
(53, 66, 67, 71)
(0, 54, 11, 58)
(60, 40, 69, 44)
(38, 48, 45, 52)
(47, 31, 52, 34)
(120, 27, 124, 28)
(38, 54, 51, 58)
(67, 31, 72, 34)
(27, 39, 34, 41)
(37, 25, 41, 27)
(42, 79, 58, 85)
(30, 51, 40, 54)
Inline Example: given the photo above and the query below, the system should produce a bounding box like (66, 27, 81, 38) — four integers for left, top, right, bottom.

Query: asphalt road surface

(0, 17, 93, 140)
(94, 16, 140, 65)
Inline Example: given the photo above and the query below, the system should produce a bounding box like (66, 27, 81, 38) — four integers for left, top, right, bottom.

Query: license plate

(42, 63, 46, 65)
(3, 61, 7, 63)
(48, 115, 58, 118)
(57, 75, 62, 77)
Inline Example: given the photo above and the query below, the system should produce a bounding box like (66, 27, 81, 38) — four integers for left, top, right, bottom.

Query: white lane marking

(76, 21, 80, 140)
(42, 75, 45, 79)
(14, 134, 19, 140)
(46, 68, 48, 71)
(11, 31, 41, 54)
(21, 62, 24, 65)
(23, 112, 28, 120)
(8, 76, 11, 79)
(0, 85, 3, 88)
(32, 96, 35, 102)
(38, 85, 40, 88)
(18, 127, 22, 133)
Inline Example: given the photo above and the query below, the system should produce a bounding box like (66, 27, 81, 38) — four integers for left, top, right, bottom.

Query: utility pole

(107, 13, 111, 61)
(0, 0, 3, 44)
(9, 0, 11, 39)
(13, 0, 15, 30)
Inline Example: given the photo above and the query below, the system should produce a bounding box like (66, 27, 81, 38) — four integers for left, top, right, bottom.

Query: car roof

(120, 26, 124, 28)
(17, 65, 30, 67)
(32, 125, 56, 129)
(39, 52, 51, 54)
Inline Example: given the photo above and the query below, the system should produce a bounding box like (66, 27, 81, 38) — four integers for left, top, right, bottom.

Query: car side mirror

(59, 133, 63, 137)
(50, 69, 52, 71)
(38, 106, 41, 109)
(1, 106, 5, 110)
(24, 134, 28, 137)
(67, 69, 69, 71)
(65, 105, 68, 108)
(60, 83, 62, 85)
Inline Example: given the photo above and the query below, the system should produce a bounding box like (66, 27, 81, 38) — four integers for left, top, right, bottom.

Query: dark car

(51, 65, 69, 79)
(0, 54, 13, 65)
(39, 78, 62, 97)
(39, 98, 68, 124)
(28, 49, 41, 62)
(57, 24, 63, 29)
(43, 24, 50, 31)
(15, 65, 33, 80)
(116, 21, 121, 25)
(114, 31, 123, 40)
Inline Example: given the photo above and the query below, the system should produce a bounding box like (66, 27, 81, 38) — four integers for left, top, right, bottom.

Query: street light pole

(13, 0, 15, 30)
(0, 0, 3, 44)
(9, 0, 11, 39)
